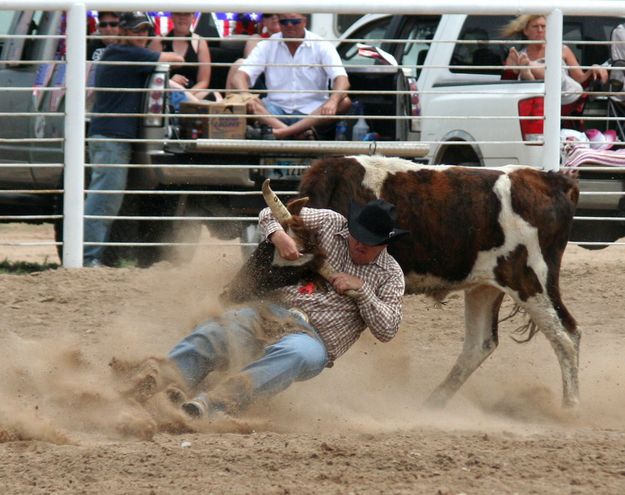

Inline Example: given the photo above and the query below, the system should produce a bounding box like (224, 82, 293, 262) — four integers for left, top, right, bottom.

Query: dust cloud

(1, 233, 624, 447)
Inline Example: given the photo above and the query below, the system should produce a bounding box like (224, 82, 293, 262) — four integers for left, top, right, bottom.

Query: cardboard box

(208, 101, 246, 139)
(178, 100, 246, 140)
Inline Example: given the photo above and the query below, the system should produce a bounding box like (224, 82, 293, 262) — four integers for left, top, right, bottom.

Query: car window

(2, 10, 48, 65)
(336, 15, 361, 36)
(450, 15, 621, 76)
(395, 16, 440, 78)
(450, 15, 512, 75)
(337, 17, 392, 66)
(0, 10, 14, 57)
(0, 11, 13, 33)
(563, 16, 620, 66)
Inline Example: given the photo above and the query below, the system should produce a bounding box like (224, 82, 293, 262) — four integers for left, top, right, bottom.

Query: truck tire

(570, 217, 625, 250)
(134, 194, 202, 267)
(98, 193, 201, 267)
(436, 142, 482, 167)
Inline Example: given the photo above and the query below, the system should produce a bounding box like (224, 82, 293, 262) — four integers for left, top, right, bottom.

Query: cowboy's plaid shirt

(259, 206, 405, 362)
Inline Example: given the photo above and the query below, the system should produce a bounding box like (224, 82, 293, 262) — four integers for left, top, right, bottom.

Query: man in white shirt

(232, 13, 351, 139)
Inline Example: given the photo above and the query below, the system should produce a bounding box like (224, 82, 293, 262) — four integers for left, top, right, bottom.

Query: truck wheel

(98, 194, 201, 267)
(53, 196, 139, 267)
(135, 194, 202, 267)
(103, 194, 143, 266)
(570, 218, 625, 250)
(437, 143, 481, 167)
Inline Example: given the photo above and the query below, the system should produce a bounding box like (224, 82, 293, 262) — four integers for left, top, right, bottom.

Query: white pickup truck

(338, 13, 625, 246)
(1, 10, 623, 266)
(0, 10, 428, 266)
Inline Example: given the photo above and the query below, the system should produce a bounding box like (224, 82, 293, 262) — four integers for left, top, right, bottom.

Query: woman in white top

(503, 15, 607, 104)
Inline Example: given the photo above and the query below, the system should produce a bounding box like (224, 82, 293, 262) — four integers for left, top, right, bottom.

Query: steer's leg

(425, 285, 505, 408)
(521, 294, 580, 408)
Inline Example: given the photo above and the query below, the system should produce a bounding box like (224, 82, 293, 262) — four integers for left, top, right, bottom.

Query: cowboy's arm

(355, 268, 405, 342)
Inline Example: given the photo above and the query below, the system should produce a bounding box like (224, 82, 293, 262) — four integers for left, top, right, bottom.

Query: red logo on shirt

(298, 282, 315, 295)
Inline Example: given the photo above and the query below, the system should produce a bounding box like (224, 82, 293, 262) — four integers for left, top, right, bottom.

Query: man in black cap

(154, 199, 408, 419)
(84, 12, 184, 267)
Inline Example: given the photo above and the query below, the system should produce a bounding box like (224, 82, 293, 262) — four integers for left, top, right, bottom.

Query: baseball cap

(119, 12, 153, 31)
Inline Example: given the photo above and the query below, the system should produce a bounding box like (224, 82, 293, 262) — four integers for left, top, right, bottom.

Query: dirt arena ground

(1, 224, 625, 494)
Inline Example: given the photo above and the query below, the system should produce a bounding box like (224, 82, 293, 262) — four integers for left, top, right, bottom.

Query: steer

(223, 155, 580, 409)
(297, 155, 580, 409)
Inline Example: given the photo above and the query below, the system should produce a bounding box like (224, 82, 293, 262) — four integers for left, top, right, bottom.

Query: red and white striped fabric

(563, 144, 625, 168)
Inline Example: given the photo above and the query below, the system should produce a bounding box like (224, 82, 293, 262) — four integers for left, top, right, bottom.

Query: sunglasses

(98, 21, 119, 28)
(279, 18, 303, 26)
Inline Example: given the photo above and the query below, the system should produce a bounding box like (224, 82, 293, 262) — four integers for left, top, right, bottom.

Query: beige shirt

(259, 206, 405, 361)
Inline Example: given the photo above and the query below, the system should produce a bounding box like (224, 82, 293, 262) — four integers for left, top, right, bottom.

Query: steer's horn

(318, 260, 357, 298)
(262, 179, 292, 224)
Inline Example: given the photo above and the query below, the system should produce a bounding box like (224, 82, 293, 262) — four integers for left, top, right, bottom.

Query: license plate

(260, 157, 311, 180)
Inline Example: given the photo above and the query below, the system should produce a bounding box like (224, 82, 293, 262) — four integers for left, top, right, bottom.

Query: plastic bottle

(351, 103, 370, 141)
(335, 119, 348, 141)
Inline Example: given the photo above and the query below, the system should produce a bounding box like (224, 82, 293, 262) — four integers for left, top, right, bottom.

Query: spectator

(244, 13, 281, 57)
(135, 199, 408, 419)
(224, 13, 281, 91)
(149, 12, 218, 102)
(86, 12, 121, 110)
(503, 15, 608, 104)
(231, 13, 351, 140)
(84, 12, 184, 267)
(87, 11, 120, 61)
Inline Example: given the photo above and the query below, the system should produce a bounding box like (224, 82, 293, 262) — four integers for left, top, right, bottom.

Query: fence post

(543, 9, 563, 172)
(63, 2, 87, 267)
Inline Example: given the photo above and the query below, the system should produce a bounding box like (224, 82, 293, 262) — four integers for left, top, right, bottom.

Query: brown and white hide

(298, 155, 580, 409)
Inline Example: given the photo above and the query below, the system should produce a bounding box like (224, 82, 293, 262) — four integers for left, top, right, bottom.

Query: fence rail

(1, 3, 625, 267)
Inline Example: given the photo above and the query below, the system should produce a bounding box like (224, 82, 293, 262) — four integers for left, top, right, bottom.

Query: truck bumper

(151, 139, 430, 187)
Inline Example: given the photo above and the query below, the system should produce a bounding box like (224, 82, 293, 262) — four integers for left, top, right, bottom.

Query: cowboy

(163, 198, 409, 418)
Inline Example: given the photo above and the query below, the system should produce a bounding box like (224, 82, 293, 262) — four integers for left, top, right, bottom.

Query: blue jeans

(168, 304, 328, 414)
(170, 90, 188, 113)
(84, 136, 132, 264)
(262, 99, 306, 125)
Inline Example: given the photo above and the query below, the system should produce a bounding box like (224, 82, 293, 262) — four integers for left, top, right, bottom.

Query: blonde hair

(501, 15, 545, 38)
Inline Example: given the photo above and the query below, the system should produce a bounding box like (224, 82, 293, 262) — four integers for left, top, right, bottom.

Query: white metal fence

(1, 1, 625, 268)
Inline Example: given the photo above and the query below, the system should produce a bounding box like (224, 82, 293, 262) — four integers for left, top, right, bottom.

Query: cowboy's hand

(329, 272, 363, 294)
(320, 100, 338, 116)
(270, 230, 301, 261)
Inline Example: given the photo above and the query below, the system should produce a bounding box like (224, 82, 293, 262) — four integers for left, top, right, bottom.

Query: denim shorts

(262, 99, 305, 125)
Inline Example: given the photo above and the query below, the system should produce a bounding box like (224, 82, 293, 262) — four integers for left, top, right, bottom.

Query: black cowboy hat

(348, 199, 409, 246)
(119, 12, 153, 31)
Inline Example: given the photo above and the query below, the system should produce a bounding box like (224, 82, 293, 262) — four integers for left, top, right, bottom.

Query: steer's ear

(286, 197, 309, 215)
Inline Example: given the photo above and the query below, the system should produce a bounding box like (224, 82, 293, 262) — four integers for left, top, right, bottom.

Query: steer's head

(220, 180, 327, 304)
